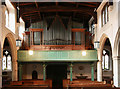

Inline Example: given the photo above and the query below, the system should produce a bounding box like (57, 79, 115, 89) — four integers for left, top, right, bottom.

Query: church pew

(10, 79, 52, 88)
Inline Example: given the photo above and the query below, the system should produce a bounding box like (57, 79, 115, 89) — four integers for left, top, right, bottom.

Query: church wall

(67, 63, 97, 80)
(22, 63, 97, 80)
(97, 0, 119, 51)
(22, 64, 43, 79)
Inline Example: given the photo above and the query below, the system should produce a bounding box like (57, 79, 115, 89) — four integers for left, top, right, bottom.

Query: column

(12, 48, 18, 81)
(113, 56, 120, 87)
(18, 63, 22, 81)
(0, 1, 2, 88)
(12, 60, 18, 81)
(70, 63, 73, 81)
(0, 51, 2, 89)
(97, 49, 102, 82)
(43, 64, 47, 81)
(91, 63, 94, 81)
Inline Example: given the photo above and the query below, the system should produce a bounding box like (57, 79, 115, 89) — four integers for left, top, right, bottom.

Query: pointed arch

(2, 33, 17, 81)
(113, 27, 120, 57)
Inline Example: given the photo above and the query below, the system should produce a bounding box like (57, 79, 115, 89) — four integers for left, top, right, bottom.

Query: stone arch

(2, 33, 17, 81)
(113, 27, 120, 57)
(99, 33, 112, 60)
(97, 33, 113, 82)
(112, 27, 120, 87)
(3, 33, 16, 61)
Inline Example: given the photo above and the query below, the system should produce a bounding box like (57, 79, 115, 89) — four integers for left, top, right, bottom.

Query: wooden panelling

(25, 31, 30, 35)
(30, 28, 43, 32)
(30, 45, 85, 50)
(72, 28, 86, 32)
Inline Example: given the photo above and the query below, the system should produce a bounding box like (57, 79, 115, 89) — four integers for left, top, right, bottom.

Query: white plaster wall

(118, 1, 120, 28)
(67, 63, 97, 79)
(5, 0, 16, 34)
(22, 64, 43, 79)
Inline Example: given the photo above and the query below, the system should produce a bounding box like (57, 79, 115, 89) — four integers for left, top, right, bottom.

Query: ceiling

(11, 2, 101, 28)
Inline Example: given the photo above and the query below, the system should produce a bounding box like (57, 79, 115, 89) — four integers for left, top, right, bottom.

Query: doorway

(46, 64, 67, 89)
(32, 70, 38, 80)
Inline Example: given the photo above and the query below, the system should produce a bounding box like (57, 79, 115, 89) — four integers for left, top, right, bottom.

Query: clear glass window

(101, 3, 109, 27)
(2, 50, 12, 71)
(102, 50, 109, 70)
(5, 10, 9, 27)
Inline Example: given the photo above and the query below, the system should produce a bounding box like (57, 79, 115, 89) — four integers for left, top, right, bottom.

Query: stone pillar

(113, 56, 120, 87)
(18, 63, 22, 81)
(43, 64, 47, 81)
(0, 1, 2, 88)
(70, 63, 73, 81)
(0, 60, 2, 89)
(97, 60, 102, 82)
(91, 63, 94, 81)
(12, 60, 18, 81)
(97, 49, 102, 82)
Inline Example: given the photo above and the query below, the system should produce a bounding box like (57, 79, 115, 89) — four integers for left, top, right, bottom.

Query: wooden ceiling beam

(35, 1, 42, 20)
(73, 3, 79, 17)
(20, 6, 94, 15)
(19, 3, 34, 6)
(19, 2, 48, 6)
(85, 2, 99, 5)
(56, 0, 58, 6)
(21, 10, 96, 20)
(68, 2, 96, 8)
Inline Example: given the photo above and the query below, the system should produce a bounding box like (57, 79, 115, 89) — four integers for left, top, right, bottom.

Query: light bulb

(29, 50, 33, 55)
(82, 51, 86, 56)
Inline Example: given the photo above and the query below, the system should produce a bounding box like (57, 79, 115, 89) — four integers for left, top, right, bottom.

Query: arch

(113, 27, 120, 57)
(99, 33, 112, 60)
(99, 33, 113, 82)
(2, 33, 17, 81)
(3, 33, 16, 61)
(32, 70, 38, 80)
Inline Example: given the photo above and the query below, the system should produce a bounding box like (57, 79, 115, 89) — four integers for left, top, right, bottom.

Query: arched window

(2, 50, 12, 71)
(101, 3, 109, 27)
(102, 50, 109, 70)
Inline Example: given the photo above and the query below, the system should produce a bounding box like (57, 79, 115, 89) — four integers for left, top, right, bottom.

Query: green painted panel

(17, 50, 98, 62)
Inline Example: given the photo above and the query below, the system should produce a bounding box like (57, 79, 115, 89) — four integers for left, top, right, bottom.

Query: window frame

(101, 3, 109, 27)
(5, 8, 9, 28)
(102, 49, 110, 70)
(2, 50, 12, 72)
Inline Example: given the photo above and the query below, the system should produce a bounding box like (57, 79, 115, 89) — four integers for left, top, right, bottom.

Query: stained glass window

(2, 50, 12, 71)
